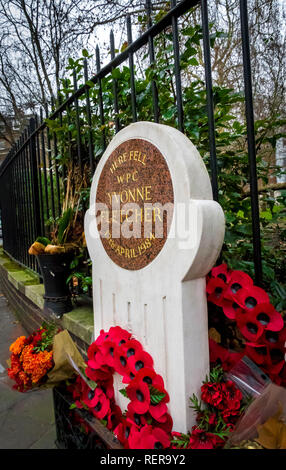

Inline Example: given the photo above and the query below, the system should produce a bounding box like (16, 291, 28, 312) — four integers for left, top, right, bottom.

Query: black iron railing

(0, 0, 263, 285)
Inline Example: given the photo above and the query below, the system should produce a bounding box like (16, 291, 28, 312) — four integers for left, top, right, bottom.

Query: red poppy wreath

(69, 326, 173, 449)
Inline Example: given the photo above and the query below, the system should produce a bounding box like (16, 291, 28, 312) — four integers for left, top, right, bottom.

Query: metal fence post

(29, 117, 42, 241)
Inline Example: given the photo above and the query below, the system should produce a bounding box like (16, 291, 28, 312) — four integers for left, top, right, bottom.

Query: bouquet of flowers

(7, 323, 85, 392)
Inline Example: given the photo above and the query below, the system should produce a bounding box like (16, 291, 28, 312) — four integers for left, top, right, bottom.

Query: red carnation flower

(126, 380, 150, 414)
(189, 427, 223, 449)
(221, 380, 242, 410)
(208, 413, 218, 427)
(221, 408, 241, 429)
(201, 382, 224, 409)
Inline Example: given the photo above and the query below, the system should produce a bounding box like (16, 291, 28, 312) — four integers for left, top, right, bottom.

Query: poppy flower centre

(130, 372, 135, 379)
(120, 356, 127, 367)
(270, 349, 284, 363)
(256, 346, 267, 356)
(231, 282, 241, 294)
(257, 312, 270, 326)
(94, 402, 102, 412)
(134, 413, 141, 426)
(88, 390, 95, 400)
(119, 340, 126, 346)
(109, 347, 114, 357)
(143, 376, 152, 384)
(136, 390, 144, 402)
(218, 273, 227, 282)
(127, 348, 135, 357)
(135, 360, 144, 370)
(246, 322, 258, 334)
(265, 331, 279, 343)
(215, 287, 223, 297)
(245, 297, 257, 309)
(232, 302, 239, 310)
(125, 427, 130, 438)
(154, 442, 163, 449)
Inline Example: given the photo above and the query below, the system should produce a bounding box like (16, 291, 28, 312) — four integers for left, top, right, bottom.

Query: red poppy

(236, 310, 265, 342)
(90, 387, 111, 420)
(87, 342, 105, 369)
(252, 303, 284, 332)
(100, 340, 117, 368)
(126, 380, 151, 414)
(224, 270, 253, 302)
(106, 405, 122, 430)
(209, 339, 243, 372)
(210, 263, 231, 283)
(234, 285, 269, 311)
(114, 419, 135, 448)
(201, 382, 224, 409)
(245, 343, 270, 366)
(95, 329, 109, 346)
(107, 326, 132, 347)
(126, 402, 148, 428)
(128, 425, 170, 449)
(132, 367, 164, 389)
(206, 277, 227, 307)
(189, 427, 222, 449)
(222, 299, 244, 320)
(154, 413, 173, 433)
(85, 364, 112, 382)
(118, 338, 143, 358)
(128, 350, 154, 375)
(113, 346, 131, 377)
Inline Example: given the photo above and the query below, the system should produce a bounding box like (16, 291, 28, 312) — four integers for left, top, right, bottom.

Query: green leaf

(119, 388, 128, 398)
(149, 385, 166, 405)
(82, 49, 89, 57)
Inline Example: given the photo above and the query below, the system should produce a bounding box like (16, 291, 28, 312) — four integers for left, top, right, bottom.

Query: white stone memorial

(85, 122, 225, 432)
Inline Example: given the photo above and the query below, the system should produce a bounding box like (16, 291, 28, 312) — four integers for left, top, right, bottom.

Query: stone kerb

(85, 121, 225, 432)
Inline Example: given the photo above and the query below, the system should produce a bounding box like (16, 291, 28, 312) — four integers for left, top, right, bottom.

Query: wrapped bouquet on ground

(7, 323, 85, 392)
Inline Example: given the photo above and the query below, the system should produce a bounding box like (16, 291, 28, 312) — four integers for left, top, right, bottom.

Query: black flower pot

(36, 253, 73, 318)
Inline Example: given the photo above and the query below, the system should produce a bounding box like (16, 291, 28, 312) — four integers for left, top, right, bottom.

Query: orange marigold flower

(10, 336, 27, 355)
(20, 344, 53, 384)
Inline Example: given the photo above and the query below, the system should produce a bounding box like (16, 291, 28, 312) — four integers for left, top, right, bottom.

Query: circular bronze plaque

(96, 138, 174, 270)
